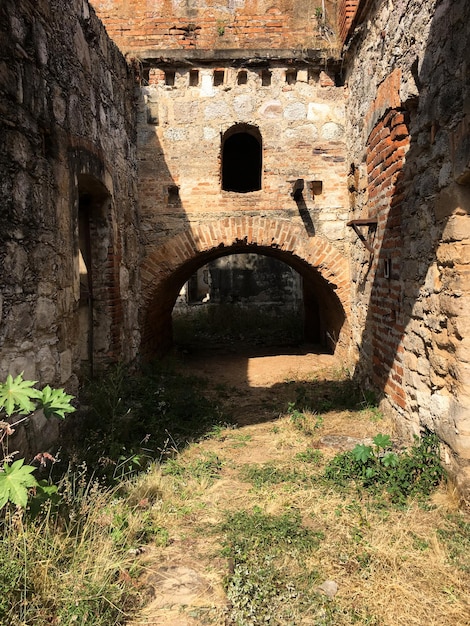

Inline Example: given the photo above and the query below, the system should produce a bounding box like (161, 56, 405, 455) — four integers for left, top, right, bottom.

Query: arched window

(222, 124, 262, 193)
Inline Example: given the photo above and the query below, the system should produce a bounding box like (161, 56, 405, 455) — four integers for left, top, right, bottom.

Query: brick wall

(135, 60, 352, 359)
(366, 109, 410, 410)
(337, 0, 360, 45)
(91, 0, 339, 54)
(138, 65, 348, 244)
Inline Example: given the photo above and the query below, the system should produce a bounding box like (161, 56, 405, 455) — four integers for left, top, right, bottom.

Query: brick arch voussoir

(141, 217, 351, 311)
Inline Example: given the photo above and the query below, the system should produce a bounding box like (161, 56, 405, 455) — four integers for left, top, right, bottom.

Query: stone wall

(91, 0, 339, 55)
(0, 0, 140, 396)
(344, 0, 470, 498)
(191, 254, 303, 309)
(136, 59, 352, 357)
(139, 63, 348, 245)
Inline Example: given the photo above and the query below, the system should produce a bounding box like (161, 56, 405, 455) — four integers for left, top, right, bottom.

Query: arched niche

(221, 124, 262, 193)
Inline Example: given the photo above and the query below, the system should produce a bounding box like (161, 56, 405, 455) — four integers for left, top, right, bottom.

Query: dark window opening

(77, 193, 96, 377)
(168, 185, 181, 205)
(189, 69, 199, 86)
(335, 72, 345, 87)
(285, 69, 297, 84)
(309, 180, 323, 197)
(308, 69, 319, 83)
(222, 127, 262, 193)
(261, 69, 272, 86)
(214, 70, 225, 86)
(141, 68, 150, 85)
(237, 70, 248, 85)
(165, 70, 176, 86)
(76, 175, 111, 378)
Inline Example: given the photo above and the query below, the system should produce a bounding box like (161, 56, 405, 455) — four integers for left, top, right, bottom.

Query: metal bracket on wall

(346, 218, 378, 254)
(290, 178, 304, 201)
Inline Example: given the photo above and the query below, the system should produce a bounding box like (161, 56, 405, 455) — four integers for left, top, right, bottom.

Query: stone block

(233, 94, 254, 118)
(320, 122, 344, 140)
(9, 356, 37, 381)
(35, 298, 57, 331)
(441, 215, 470, 242)
(60, 350, 72, 384)
(204, 101, 231, 120)
(439, 293, 467, 317)
(437, 242, 470, 265)
(259, 100, 283, 118)
(307, 102, 331, 122)
(435, 183, 470, 221)
(283, 101, 307, 120)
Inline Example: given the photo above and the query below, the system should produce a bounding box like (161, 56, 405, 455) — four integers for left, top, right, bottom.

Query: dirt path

(128, 346, 370, 626)
(176, 344, 341, 424)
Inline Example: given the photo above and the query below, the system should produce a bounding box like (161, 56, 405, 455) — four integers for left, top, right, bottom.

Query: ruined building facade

(1, 0, 469, 499)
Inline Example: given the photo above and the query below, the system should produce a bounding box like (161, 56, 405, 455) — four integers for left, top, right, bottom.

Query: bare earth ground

(128, 345, 470, 626)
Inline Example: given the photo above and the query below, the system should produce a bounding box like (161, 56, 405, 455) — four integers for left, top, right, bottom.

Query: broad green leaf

(39, 385, 75, 419)
(373, 433, 392, 449)
(382, 452, 399, 468)
(0, 373, 42, 417)
(0, 459, 38, 508)
(352, 444, 373, 464)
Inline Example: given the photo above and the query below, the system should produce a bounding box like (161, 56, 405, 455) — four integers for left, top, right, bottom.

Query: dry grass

(127, 362, 470, 626)
(6, 359, 466, 626)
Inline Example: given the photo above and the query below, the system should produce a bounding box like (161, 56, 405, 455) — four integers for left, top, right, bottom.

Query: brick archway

(140, 217, 351, 357)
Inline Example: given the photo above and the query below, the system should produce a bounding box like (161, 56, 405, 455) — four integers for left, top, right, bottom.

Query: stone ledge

(127, 48, 342, 69)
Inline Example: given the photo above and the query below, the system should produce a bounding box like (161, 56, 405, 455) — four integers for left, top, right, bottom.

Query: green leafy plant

(294, 448, 323, 464)
(162, 452, 224, 484)
(437, 514, 470, 573)
(219, 508, 326, 624)
(324, 430, 445, 502)
(0, 373, 75, 510)
(0, 459, 38, 508)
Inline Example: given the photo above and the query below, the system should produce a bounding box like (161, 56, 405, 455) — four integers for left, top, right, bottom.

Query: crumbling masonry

(1, 0, 469, 500)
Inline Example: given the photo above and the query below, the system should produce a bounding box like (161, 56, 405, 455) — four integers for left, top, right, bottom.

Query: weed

(63, 362, 229, 483)
(294, 448, 324, 463)
(221, 507, 324, 557)
(287, 401, 324, 435)
(163, 452, 224, 484)
(205, 424, 227, 440)
(219, 508, 330, 624)
(228, 432, 252, 448)
(437, 514, 470, 572)
(410, 532, 430, 552)
(0, 470, 148, 626)
(240, 462, 310, 488)
(324, 430, 445, 503)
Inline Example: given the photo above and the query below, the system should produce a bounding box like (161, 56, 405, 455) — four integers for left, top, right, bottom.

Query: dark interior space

(173, 253, 304, 349)
(222, 129, 262, 192)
